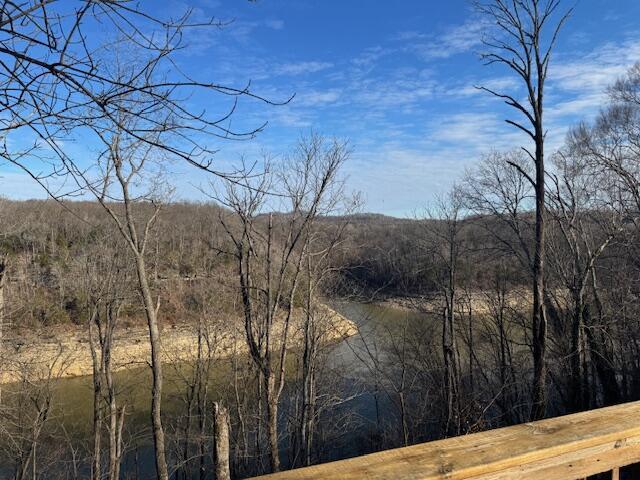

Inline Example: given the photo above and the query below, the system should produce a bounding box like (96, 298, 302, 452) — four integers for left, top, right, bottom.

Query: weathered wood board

(253, 401, 640, 479)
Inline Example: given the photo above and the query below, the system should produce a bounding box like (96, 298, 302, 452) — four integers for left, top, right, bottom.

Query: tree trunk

(107, 358, 124, 480)
(0, 255, 6, 404)
(265, 374, 281, 473)
(569, 290, 587, 411)
(443, 239, 460, 436)
(300, 265, 317, 466)
(443, 303, 459, 435)
(586, 270, 621, 405)
(134, 254, 169, 480)
(213, 402, 231, 480)
(531, 128, 548, 421)
(111, 406, 126, 480)
(301, 334, 316, 464)
(196, 318, 209, 480)
(88, 317, 102, 480)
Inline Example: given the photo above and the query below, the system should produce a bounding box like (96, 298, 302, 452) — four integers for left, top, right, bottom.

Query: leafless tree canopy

(0, 1, 288, 197)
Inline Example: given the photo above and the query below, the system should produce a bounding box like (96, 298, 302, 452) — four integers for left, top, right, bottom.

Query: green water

(50, 301, 429, 434)
(1, 301, 433, 478)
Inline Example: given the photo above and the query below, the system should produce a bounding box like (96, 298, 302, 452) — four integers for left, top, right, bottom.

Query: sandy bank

(378, 288, 536, 315)
(0, 305, 357, 384)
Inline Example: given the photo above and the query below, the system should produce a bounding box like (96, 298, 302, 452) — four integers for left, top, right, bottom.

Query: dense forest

(1, 0, 640, 479)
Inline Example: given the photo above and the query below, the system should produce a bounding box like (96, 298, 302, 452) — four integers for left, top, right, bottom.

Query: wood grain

(253, 401, 640, 479)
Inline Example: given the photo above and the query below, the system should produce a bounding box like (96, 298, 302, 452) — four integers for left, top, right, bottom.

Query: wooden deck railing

(253, 401, 640, 479)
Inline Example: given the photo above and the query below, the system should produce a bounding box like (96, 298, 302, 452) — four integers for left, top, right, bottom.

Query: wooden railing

(253, 401, 640, 479)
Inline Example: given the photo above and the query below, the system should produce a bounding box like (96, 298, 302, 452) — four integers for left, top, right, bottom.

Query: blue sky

(2, 0, 640, 216)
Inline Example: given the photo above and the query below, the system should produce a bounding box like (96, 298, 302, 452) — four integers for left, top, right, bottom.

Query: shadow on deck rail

(253, 401, 640, 479)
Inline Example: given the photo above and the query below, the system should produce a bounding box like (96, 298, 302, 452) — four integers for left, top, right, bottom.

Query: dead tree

(476, 0, 572, 420)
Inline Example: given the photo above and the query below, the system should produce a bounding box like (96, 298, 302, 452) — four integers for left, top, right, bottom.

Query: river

(1, 301, 430, 479)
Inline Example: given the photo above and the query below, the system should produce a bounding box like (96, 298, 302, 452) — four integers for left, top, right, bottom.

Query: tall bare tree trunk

(106, 308, 124, 480)
(265, 373, 281, 472)
(111, 406, 126, 480)
(134, 253, 169, 480)
(477, 0, 571, 421)
(0, 255, 6, 404)
(213, 403, 231, 480)
(443, 247, 460, 435)
(531, 128, 548, 420)
(300, 291, 317, 466)
(88, 316, 102, 480)
(569, 290, 587, 411)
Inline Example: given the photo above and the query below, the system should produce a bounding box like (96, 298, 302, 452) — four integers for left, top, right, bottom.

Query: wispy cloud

(275, 61, 333, 76)
(546, 36, 640, 121)
(295, 89, 342, 107)
(397, 19, 488, 61)
(351, 46, 393, 68)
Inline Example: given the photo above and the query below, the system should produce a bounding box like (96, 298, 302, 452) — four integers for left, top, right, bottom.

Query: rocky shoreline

(0, 305, 357, 384)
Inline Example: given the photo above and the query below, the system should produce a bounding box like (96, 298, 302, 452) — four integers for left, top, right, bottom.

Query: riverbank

(378, 288, 535, 315)
(0, 305, 357, 384)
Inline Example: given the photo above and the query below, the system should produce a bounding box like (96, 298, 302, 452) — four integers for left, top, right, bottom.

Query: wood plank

(253, 401, 640, 480)
(468, 437, 640, 479)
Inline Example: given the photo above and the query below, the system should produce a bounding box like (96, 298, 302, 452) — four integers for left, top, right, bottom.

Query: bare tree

(462, 150, 536, 277)
(295, 171, 357, 467)
(546, 151, 622, 410)
(461, 152, 537, 420)
(421, 188, 467, 436)
(0, 346, 66, 480)
(0, 2, 286, 200)
(73, 98, 173, 478)
(572, 63, 640, 218)
(0, 7, 286, 473)
(218, 134, 349, 473)
(567, 63, 640, 406)
(476, 0, 572, 420)
(81, 242, 130, 480)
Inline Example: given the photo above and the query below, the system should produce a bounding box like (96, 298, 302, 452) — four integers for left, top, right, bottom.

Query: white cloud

(345, 145, 480, 217)
(544, 37, 640, 122)
(295, 89, 341, 107)
(402, 19, 488, 61)
(275, 61, 333, 76)
(392, 31, 428, 42)
(427, 112, 527, 152)
(352, 46, 392, 68)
